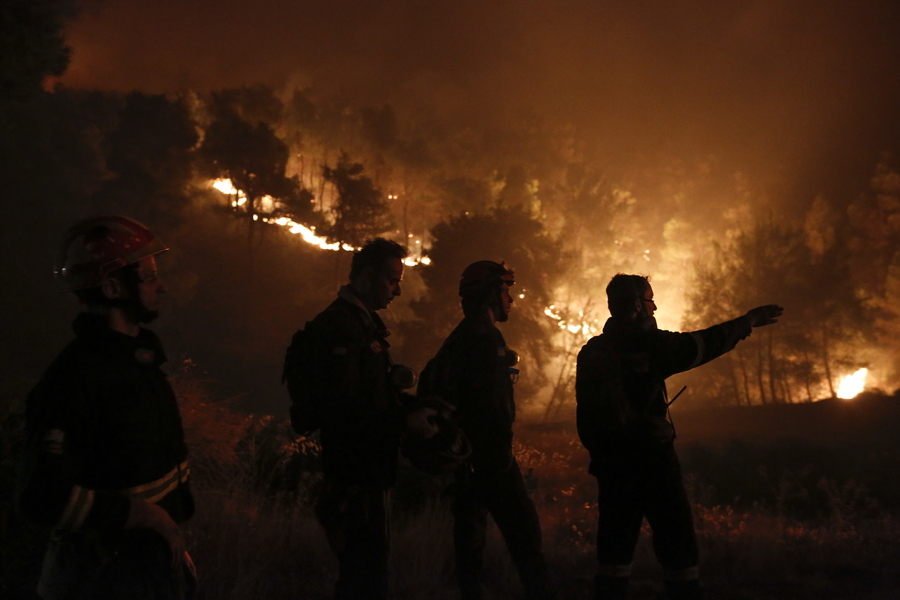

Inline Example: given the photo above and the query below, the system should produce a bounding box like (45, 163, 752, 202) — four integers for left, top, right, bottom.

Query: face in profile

(639, 284, 656, 318)
(495, 279, 515, 322)
(131, 255, 167, 323)
(102, 255, 167, 324)
(367, 257, 404, 310)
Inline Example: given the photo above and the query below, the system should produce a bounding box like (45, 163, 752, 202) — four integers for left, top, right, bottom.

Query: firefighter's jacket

(312, 286, 407, 489)
(19, 312, 193, 550)
(435, 317, 517, 474)
(575, 314, 752, 474)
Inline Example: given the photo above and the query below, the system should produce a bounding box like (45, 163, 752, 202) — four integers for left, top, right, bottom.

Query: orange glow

(211, 178, 247, 207)
(836, 368, 867, 399)
(543, 304, 600, 340)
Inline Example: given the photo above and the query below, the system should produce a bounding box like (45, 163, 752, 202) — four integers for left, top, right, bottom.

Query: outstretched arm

(658, 304, 784, 377)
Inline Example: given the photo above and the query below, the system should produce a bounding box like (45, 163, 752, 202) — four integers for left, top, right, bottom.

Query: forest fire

(209, 178, 430, 264)
(7, 4, 900, 597)
(209, 174, 880, 409)
(211, 178, 247, 207)
(836, 368, 868, 400)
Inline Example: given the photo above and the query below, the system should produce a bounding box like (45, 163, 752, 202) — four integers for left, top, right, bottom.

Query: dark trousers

(453, 459, 551, 600)
(593, 443, 700, 600)
(316, 481, 390, 600)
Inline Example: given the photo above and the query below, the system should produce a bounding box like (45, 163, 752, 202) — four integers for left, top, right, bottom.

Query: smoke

(62, 0, 900, 196)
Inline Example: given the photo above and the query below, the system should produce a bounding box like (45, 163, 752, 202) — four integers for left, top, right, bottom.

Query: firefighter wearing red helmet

(422, 260, 553, 600)
(54, 215, 169, 291)
(20, 216, 196, 599)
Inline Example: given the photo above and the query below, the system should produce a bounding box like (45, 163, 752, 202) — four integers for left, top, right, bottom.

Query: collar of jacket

(337, 285, 390, 342)
(457, 315, 503, 338)
(72, 312, 167, 366)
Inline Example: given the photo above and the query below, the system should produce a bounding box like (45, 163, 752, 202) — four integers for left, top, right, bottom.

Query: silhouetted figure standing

(20, 216, 196, 599)
(429, 261, 552, 600)
(576, 274, 782, 600)
(304, 238, 429, 600)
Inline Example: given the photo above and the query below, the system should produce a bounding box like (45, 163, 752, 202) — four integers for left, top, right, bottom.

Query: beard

(111, 297, 159, 324)
(638, 313, 658, 331)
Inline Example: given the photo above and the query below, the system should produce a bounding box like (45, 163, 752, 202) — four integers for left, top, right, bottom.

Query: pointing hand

(745, 304, 784, 327)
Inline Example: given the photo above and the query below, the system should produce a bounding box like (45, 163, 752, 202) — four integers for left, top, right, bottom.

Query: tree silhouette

(684, 214, 870, 405)
(94, 92, 198, 225)
(410, 205, 569, 405)
(198, 108, 296, 218)
(322, 151, 394, 247)
(844, 157, 900, 383)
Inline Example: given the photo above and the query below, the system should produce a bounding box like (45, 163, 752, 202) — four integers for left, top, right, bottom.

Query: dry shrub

(694, 500, 900, 599)
(184, 485, 334, 600)
(167, 375, 900, 600)
(173, 359, 248, 469)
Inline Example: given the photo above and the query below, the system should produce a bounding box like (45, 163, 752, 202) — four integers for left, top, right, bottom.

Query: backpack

(282, 322, 326, 436)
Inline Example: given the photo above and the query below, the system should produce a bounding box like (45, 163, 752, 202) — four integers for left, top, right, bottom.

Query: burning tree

(197, 102, 298, 218)
(846, 158, 900, 384)
(684, 214, 871, 406)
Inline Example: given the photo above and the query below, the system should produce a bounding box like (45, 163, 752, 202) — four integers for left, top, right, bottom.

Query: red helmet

(54, 216, 168, 291)
(458, 260, 515, 299)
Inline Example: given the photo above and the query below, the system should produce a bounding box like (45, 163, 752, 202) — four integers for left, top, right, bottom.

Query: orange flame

(836, 368, 867, 399)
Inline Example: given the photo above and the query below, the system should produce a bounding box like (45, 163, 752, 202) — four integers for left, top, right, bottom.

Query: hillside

(526, 392, 900, 512)
(674, 392, 900, 446)
(673, 393, 900, 511)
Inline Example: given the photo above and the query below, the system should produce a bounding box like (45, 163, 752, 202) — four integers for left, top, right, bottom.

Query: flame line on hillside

(210, 178, 429, 265)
